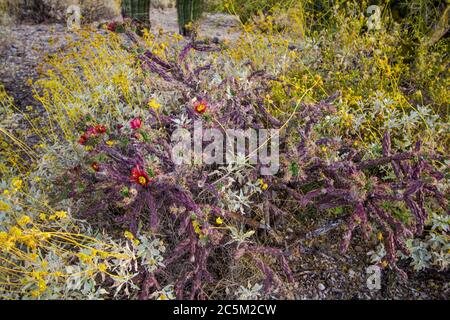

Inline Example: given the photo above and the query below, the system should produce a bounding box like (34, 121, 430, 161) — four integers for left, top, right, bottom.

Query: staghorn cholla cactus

(176, 0, 204, 36)
(122, 0, 151, 24)
(65, 30, 447, 298)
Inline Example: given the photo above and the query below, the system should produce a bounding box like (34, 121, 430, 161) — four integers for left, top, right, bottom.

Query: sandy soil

(150, 7, 241, 41)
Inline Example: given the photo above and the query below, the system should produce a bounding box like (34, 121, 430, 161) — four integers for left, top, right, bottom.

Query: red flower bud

(130, 117, 142, 130)
(91, 162, 100, 172)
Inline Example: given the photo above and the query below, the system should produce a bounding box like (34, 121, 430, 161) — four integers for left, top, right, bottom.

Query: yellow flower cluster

(0, 200, 10, 211)
(124, 230, 140, 245)
(11, 177, 23, 192)
(192, 220, 203, 237)
(258, 178, 269, 191)
(148, 98, 161, 111)
(48, 210, 67, 221)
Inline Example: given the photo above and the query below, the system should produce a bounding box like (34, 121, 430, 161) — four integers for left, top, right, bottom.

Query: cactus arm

(176, 0, 204, 36)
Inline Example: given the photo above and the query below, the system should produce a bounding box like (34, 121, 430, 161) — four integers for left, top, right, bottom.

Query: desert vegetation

(0, 0, 448, 300)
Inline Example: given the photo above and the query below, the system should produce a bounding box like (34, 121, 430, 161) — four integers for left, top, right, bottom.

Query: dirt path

(150, 7, 241, 41)
(0, 23, 71, 107)
(0, 8, 240, 108)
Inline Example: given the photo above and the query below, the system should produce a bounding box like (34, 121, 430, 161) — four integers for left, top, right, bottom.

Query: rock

(318, 283, 326, 291)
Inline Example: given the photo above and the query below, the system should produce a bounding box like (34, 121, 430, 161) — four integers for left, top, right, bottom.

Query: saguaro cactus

(176, 0, 204, 36)
(121, 0, 151, 24)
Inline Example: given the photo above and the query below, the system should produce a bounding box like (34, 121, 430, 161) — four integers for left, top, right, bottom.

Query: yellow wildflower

(148, 98, 161, 110)
(55, 211, 67, 219)
(98, 263, 107, 273)
(99, 252, 109, 259)
(258, 178, 269, 190)
(216, 217, 223, 225)
(78, 252, 92, 264)
(39, 232, 51, 241)
(30, 253, 39, 261)
(0, 200, 10, 211)
(38, 279, 47, 292)
(142, 28, 150, 39)
(377, 232, 383, 241)
(124, 231, 134, 240)
(9, 226, 22, 237)
(0, 231, 8, 243)
(106, 140, 115, 147)
(31, 290, 40, 298)
(192, 221, 202, 235)
(39, 213, 47, 221)
(11, 177, 23, 191)
(18, 215, 32, 227)
(25, 238, 37, 249)
(172, 33, 183, 41)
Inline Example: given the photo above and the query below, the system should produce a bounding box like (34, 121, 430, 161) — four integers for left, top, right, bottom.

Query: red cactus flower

(130, 117, 142, 130)
(86, 127, 97, 138)
(91, 162, 100, 172)
(194, 100, 208, 114)
(78, 134, 88, 145)
(130, 165, 151, 187)
(95, 125, 107, 134)
(107, 22, 117, 32)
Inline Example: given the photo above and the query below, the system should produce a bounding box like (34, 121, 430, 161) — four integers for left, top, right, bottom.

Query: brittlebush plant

(0, 172, 169, 299)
